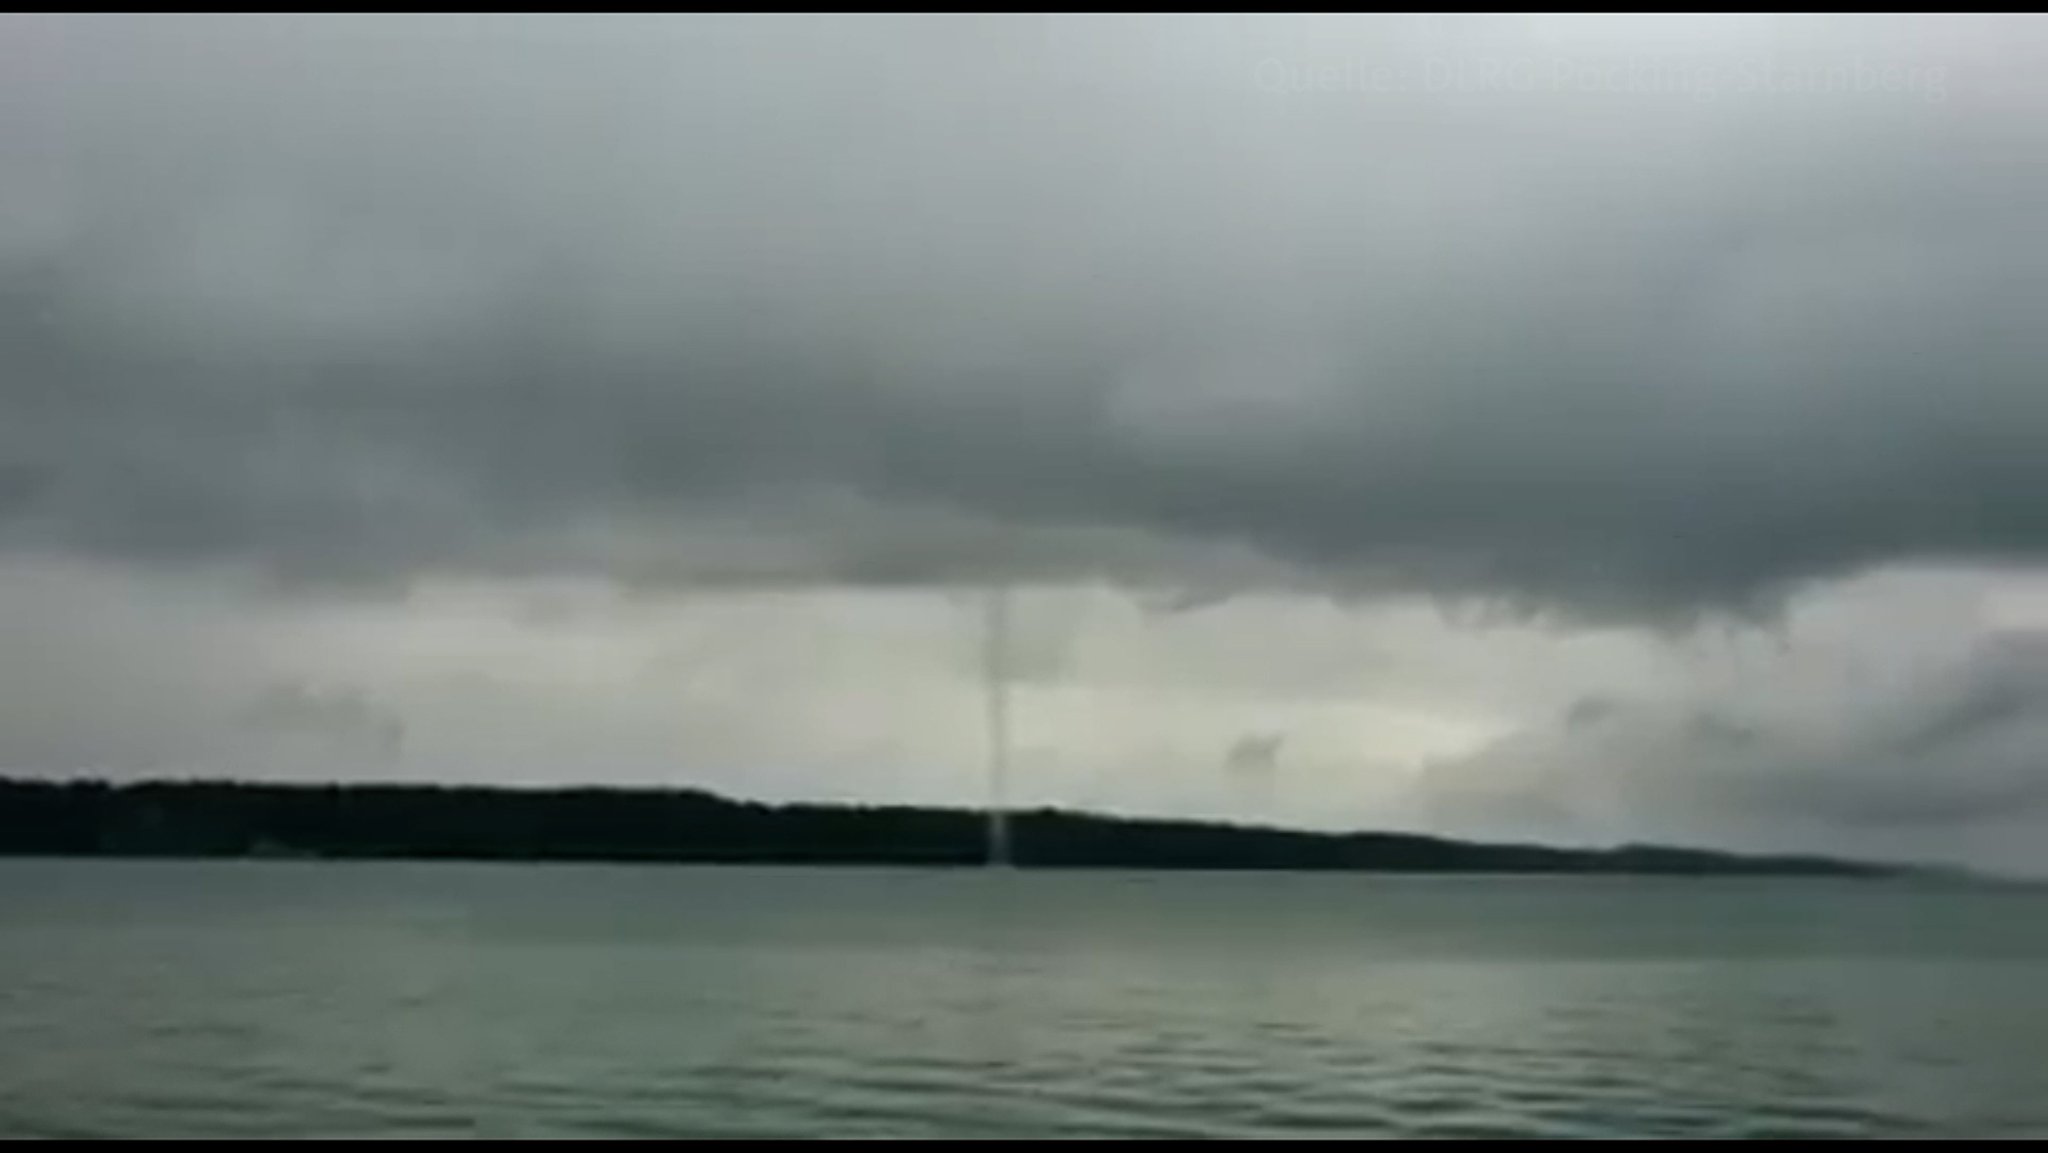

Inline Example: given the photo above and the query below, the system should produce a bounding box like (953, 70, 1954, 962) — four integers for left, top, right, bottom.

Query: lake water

(2, 860, 2045, 1138)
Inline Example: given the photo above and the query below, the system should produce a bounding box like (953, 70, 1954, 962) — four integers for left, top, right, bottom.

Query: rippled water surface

(3, 860, 2047, 1138)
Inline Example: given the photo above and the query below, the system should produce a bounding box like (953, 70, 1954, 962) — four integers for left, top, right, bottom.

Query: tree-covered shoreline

(0, 778, 1895, 877)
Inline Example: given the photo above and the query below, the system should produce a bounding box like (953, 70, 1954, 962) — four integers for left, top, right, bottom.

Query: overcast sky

(4, 14, 2048, 872)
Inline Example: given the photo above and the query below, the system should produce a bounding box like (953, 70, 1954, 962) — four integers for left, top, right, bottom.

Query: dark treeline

(0, 778, 1893, 876)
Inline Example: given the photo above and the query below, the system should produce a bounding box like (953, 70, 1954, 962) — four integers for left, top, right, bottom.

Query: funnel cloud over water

(3, 15, 2048, 873)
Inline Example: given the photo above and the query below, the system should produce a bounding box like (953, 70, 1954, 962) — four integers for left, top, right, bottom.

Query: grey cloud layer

(1420, 627, 2048, 867)
(241, 680, 406, 763)
(4, 15, 2047, 616)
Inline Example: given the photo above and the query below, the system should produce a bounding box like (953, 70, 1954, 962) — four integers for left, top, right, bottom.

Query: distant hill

(0, 778, 1897, 877)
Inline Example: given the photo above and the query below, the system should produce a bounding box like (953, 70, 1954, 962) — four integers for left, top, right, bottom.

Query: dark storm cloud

(1224, 733, 1284, 775)
(3, 15, 2046, 617)
(1764, 632, 2048, 828)
(1562, 696, 1623, 730)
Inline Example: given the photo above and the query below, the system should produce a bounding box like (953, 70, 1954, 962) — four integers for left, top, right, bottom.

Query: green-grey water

(2, 860, 2045, 1138)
